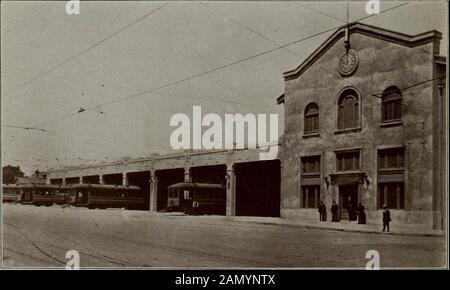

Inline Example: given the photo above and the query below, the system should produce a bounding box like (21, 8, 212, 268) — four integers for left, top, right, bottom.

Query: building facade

(45, 148, 282, 217)
(278, 23, 446, 229)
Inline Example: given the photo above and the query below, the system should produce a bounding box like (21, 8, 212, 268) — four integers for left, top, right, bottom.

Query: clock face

(338, 50, 359, 76)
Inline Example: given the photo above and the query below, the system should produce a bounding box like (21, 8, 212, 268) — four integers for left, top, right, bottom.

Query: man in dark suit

(382, 204, 391, 232)
(331, 200, 339, 222)
(318, 201, 326, 221)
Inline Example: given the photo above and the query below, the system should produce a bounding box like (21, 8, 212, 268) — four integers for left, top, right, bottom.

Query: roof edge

(283, 22, 443, 81)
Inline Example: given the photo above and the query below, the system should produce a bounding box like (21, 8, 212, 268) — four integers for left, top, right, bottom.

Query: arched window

(304, 103, 319, 134)
(382, 86, 402, 122)
(338, 89, 359, 130)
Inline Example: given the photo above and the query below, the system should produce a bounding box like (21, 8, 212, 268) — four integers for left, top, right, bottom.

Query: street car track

(4, 222, 138, 267)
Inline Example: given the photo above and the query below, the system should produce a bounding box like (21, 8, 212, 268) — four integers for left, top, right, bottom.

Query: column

(305, 187, 309, 208)
(149, 171, 158, 212)
(62, 177, 66, 186)
(226, 164, 236, 216)
(314, 187, 319, 208)
(79, 177, 83, 184)
(184, 167, 192, 183)
(99, 175, 104, 185)
(122, 172, 128, 186)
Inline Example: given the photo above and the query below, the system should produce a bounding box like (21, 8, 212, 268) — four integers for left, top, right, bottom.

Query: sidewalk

(60, 206, 446, 237)
(229, 216, 446, 237)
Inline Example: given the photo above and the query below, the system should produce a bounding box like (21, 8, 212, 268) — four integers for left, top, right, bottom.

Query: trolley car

(68, 184, 145, 210)
(2, 183, 145, 210)
(2, 184, 69, 206)
(167, 182, 226, 215)
(29, 184, 70, 206)
(2, 184, 22, 203)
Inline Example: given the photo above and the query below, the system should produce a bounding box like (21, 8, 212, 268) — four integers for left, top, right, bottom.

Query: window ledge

(380, 120, 403, 128)
(303, 132, 320, 138)
(334, 127, 362, 135)
(377, 168, 405, 172)
(333, 170, 363, 174)
(301, 172, 321, 177)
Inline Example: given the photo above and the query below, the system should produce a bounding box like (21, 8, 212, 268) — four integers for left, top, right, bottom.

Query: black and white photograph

(0, 0, 448, 274)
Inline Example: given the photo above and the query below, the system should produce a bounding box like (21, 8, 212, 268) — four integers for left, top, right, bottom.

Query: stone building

(277, 23, 446, 229)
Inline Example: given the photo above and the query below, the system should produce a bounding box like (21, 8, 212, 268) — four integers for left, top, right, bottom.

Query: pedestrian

(192, 199, 199, 216)
(348, 202, 356, 221)
(318, 201, 326, 221)
(382, 204, 391, 232)
(331, 200, 339, 222)
(357, 202, 366, 224)
(322, 201, 327, 221)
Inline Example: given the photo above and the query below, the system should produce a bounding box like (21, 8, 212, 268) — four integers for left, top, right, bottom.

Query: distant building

(2, 165, 25, 185)
(278, 23, 446, 229)
(15, 170, 46, 185)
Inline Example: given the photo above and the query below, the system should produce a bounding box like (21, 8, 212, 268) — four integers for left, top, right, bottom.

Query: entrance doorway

(339, 184, 358, 220)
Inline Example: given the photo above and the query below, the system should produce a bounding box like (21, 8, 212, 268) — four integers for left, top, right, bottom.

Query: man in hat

(331, 200, 339, 222)
(382, 204, 391, 232)
(318, 201, 326, 222)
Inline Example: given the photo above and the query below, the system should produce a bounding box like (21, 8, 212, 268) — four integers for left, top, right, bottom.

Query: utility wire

(3, 2, 410, 135)
(200, 2, 377, 98)
(293, 2, 347, 24)
(2, 124, 48, 132)
(89, 2, 409, 110)
(7, 2, 170, 95)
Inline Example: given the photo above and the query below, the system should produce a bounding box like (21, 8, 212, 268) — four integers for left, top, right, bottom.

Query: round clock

(338, 50, 359, 76)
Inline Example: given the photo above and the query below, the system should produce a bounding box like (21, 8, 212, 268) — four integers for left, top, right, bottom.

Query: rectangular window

(305, 115, 319, 134)
(382, 100, 402, 122)
(336, 151, 360, 171)
(378, 183, 405, 209)
(378, 147, 404, 169)
(301, 185, 320, 208)
(301, 156, 321, 173)
(377, 147, 405, 209)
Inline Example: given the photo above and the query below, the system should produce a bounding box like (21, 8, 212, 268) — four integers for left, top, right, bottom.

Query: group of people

(318, 201, 392, 231)
(318, 200, 367, 224)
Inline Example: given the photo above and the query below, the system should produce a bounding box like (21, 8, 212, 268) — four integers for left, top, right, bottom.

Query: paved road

(2, 204, 446, 268)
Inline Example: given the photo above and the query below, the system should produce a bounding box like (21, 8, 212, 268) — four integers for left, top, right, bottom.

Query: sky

(1, 1, 447, 176)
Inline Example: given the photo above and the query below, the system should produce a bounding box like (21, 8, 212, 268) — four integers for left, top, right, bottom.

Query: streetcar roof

(2, 184, 71, 189)
(167, 182, 225, 189)
(68, 184, 141, 190)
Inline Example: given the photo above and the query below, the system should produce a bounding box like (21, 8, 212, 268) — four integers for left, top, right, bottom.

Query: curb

(233, 219, 445, 237)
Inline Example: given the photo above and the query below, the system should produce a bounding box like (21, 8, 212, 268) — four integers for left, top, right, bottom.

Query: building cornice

(283, 22, 442, 81)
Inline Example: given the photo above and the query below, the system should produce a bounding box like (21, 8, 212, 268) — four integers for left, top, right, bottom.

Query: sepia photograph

(1, 0, 448, 275)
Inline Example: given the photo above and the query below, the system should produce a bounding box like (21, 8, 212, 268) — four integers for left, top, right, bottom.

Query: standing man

(318, 201, 325, 221)
(331, 200, 339, 222)
(192, 199, 199, 216)
(357, 202, 366, 224)
(382, 204, 391, 232)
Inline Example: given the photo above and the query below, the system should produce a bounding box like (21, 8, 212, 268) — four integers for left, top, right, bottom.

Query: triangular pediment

(283, 22, 442, 81)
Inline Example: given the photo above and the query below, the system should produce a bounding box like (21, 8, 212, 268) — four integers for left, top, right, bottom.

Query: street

(2, 204, 446, 268)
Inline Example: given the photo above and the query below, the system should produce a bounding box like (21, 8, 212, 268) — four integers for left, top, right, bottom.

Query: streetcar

(2, 184, 22, 203)
(28, 184, 70, 206)
(68, 184, 145, 210)
(2, 183, 146, 210)
(167, 182, 226, 215)
(2, 184, 69, 206)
